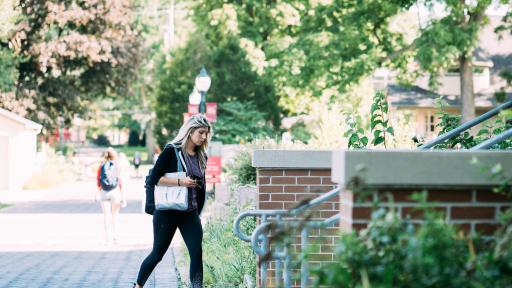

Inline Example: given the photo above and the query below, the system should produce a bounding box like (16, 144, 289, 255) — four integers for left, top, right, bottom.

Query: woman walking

(96, 147, 126, 244)
(134, 114, 211, 288)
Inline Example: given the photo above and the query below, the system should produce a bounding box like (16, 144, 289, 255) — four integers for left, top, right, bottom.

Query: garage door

(0, 135, 8, 189)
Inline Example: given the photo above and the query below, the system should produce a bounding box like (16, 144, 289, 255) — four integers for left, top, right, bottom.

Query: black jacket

(145, 143, 207, 215)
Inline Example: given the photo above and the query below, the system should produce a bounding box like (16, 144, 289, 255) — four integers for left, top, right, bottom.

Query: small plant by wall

(433, 97, 512, 149)
(311, 205, 512, 287)
(203, 205, 257, 287)
(344, 90, 394, 149)
(225, 148, 256, 189)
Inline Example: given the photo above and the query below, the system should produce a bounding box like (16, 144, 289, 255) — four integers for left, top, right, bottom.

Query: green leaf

(371, 119, 382, 130)
(386, 127, 394, 136)
(361, 136, 369, 147)
(476, 129, 489, 136)
(349, 134, 359, 148)
(373, 137, 385, 146)
(374, 130, 382, 138)
(370, 103, 378, 114)
(382, 103, 388, 113)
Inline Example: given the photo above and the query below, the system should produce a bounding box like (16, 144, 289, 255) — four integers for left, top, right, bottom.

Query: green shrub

(61, 144, 74, 157)
(311, 208, 512, 287)
(225, 148, 256, 188)
(128, 129, 142, 146)
(290, 121, 311, 144)
(433, 97, 512, 150)
(212, 101, 277, 144)
(202, 205, 257, 287)
(225, 138, 311, 190)
(93, 134, 110, 146)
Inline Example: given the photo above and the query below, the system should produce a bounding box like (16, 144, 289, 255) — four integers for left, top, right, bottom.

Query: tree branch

(376, 39, 418, 65)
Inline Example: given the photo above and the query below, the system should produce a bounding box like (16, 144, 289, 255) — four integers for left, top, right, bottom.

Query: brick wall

(340, 188, 512, 235)
(257, 168, 338, 287)
(253, 149, 512, 287)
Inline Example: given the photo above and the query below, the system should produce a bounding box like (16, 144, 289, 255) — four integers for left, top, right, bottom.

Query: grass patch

(0, 203, 11, 210)
(112, 145, 150, 163)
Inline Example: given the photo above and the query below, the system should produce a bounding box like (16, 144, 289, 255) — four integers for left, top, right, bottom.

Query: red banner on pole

(206, 156, 221, 183)
(206, 156, 221, 176)
(206, 175, 221, 184)
(206, 103, 217, 122)
(187, 103, 217, 122)
(188, 104, 199, 114)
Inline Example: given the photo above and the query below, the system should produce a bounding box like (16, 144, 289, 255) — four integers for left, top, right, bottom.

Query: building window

(425, 114, 435, 133)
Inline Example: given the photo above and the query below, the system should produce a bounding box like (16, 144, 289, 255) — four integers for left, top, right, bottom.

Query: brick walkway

(0, 175, 181, 288)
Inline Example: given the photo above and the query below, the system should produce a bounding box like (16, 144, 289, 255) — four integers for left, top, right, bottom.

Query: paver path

(0, 151, 181, 288)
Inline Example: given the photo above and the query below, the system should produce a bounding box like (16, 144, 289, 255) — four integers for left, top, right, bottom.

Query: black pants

(136, 209, 203, 287)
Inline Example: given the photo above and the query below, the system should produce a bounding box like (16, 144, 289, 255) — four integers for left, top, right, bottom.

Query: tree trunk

(145, 118, 156, 163)
(459, 52, 475, 124)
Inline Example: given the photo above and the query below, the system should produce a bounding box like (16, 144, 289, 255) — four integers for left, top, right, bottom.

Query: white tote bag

(154, 172, 188, 210)
(154, 145, 189, 211)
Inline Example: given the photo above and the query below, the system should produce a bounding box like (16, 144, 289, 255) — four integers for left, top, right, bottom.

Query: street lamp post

(194, 67, 211, 114)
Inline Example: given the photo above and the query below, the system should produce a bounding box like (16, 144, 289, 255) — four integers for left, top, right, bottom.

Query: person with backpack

(133, 151, 142, 177)
(96, 147, 126, 244)
(133, 114, 211, 288)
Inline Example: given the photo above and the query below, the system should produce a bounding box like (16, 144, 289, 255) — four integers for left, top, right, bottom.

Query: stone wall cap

(252, 149, 331, 168)
(332, 150, 512, 188)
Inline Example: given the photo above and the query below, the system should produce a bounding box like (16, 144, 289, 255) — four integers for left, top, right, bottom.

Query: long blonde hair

(170, 114, 212, 173)
(104, 147, 118, 162)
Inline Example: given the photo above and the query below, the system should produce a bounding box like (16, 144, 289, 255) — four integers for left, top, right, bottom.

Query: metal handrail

(233, 186, 341, 288)
(470, 128, 512, 150)
(419, 100, 512, 150)
(233, 186, 341, 242)
(250, 214, 341, 256)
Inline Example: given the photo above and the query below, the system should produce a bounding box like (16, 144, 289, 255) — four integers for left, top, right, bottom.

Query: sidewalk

(0, 176, 182, 287)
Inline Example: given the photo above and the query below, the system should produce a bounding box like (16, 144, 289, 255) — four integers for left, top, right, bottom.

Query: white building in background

(0, 108, 42, 191)
(382, 15, 512, 139)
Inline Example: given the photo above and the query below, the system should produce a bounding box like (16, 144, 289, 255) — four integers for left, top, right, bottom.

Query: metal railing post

(283, 247, 292, 288)
(300, 228, 309, 288)
(275, 215, 282, 286)
(234, 188, 341, 288)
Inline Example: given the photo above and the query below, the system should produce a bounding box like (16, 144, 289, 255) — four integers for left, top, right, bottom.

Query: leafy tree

(0, 46, 22, 114)
(3, 0, 142, 130)
(152, 32, 280, 146)
(152, 34, 209, 146)
(414, 0, 494, 123)
(212, 101, 275, 144)
(0, 1, 23, 114)
(293, 0, 499, 123)
(193, 0, 506, 123)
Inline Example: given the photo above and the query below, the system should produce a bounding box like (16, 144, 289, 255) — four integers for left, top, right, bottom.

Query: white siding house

(0, 108, 42, 191)
(381, 15, 512, 140)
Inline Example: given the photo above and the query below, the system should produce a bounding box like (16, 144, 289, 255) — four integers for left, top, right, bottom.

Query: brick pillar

(256, 168, 338, 287)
